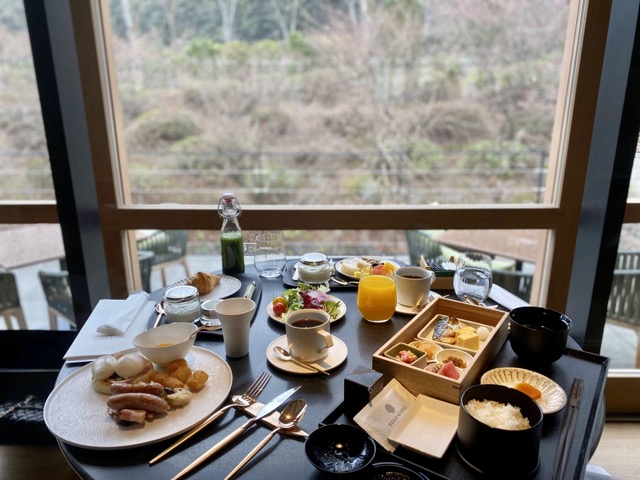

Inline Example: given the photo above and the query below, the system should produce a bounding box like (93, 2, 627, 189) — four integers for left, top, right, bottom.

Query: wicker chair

(0, 271, 27, 329)
(136, 230, 189, 286)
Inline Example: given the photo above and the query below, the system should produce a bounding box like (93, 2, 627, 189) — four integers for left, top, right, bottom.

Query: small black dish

(370, 461, 430, 480)
(305, 424, 376, 476)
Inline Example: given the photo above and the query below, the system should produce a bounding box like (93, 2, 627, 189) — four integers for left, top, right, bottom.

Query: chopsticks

(552, 377, 584, 480)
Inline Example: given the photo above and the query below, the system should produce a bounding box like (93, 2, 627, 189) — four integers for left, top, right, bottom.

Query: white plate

(44, 347, 232, 449)
(334, 257, 401, 280)
(266, 294, 346, 324)
(480, 367, 568, 414)
(169, 274, 242, 302)
(388, 394, 459, 459)
(395, 291, 441, 315)
(266, 335, 348, 375)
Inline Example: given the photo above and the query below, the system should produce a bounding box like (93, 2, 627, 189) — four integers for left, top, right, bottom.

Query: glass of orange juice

(357, 271, 397, 323)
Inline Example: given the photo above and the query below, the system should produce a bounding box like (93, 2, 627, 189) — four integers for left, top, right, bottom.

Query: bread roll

(186, 271, 221, 295)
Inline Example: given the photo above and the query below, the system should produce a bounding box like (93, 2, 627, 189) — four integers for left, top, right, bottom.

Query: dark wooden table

(54, 260, 608, 480)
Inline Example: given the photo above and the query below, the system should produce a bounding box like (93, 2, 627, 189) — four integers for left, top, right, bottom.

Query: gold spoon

(272, 346, 330, 376)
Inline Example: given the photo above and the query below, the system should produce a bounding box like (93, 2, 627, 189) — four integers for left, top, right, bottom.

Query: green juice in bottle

(218, 193, 245, 274)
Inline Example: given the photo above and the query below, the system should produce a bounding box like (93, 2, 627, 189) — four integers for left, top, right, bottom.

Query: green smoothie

(221, 231, 245, 274)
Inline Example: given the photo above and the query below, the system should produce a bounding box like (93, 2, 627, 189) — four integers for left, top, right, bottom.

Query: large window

(107, 1, 567, 208)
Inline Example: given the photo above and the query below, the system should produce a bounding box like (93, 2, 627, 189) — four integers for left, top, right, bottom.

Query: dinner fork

(149, 372, 272, 465)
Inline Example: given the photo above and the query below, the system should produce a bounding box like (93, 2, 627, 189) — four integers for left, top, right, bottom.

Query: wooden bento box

(372, 298, 508, 404)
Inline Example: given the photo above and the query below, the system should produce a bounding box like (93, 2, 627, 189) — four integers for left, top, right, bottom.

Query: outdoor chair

(492, 269, 533, 303)
(0, 271, 27, 329)
(38, 271, 76, 330)
(137, 250, 155, 292)
(136, 229, 189, 286)
(405, 230, 444, 265)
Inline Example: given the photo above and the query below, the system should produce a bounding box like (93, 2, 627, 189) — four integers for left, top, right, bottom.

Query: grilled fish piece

(432, 315, 469, 344)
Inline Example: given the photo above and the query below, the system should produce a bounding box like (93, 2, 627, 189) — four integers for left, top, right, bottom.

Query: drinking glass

(254, 232, 286, 278)
(453, 252, 493, 303)
(356, 272, 397, 323)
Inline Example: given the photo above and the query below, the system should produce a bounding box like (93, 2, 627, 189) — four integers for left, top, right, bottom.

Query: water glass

(254, 232, 286, 278)
(357, 272, 397, 323)
(453, 252, 493, 303)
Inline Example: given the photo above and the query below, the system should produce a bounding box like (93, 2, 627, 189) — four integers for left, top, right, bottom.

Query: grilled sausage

(106, 393, 169, 413)
(109, 381, 164, 396)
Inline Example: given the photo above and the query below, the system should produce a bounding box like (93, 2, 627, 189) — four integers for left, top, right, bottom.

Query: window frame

(9, 0, 640, 414)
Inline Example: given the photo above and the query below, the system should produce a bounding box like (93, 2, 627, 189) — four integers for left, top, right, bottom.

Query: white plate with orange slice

(481, 367, 567, 414)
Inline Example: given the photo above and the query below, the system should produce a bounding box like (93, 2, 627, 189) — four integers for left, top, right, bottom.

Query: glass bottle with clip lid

(218, 193, 245, 274)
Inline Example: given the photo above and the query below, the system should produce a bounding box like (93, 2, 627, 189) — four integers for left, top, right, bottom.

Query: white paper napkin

(96, 291, 150, 336)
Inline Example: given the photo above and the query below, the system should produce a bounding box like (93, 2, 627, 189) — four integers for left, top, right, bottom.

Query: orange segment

(514, 382, 542, 400)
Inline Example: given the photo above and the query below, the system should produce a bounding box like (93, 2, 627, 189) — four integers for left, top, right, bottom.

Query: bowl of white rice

(457, 384, 543, 478)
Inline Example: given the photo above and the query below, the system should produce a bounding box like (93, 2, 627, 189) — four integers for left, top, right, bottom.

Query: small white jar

(200, 299, 222, 326)
(298, 252, 332, 283)
(163, 285, 200, 323)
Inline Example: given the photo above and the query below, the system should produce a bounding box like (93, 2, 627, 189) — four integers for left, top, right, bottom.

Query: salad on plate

(270, 283, 343, 322)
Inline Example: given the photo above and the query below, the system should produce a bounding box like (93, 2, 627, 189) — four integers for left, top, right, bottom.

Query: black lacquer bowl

(509, 306, 572, 365)
(456, 384, 543, 479)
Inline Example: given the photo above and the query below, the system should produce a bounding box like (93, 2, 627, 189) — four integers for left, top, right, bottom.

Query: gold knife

(171, 386, 301, 480)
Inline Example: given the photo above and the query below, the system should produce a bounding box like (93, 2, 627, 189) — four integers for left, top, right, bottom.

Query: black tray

(319, 345, 608, 480)
(145, 273, 263, 336)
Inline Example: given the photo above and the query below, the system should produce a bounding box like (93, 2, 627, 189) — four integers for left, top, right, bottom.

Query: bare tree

(269, 0, 300, 40)
(217, 0, 238, 43)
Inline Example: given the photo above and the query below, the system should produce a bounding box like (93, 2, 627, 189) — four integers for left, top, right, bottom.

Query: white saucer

(266, 335, 348, 375)
(395, 291, 441, 315)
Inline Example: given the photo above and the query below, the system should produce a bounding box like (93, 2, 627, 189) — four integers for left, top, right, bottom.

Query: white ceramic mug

(214, 297, 256, 358)
(394, 266, 435, 307)
(285, 309, 333, 362)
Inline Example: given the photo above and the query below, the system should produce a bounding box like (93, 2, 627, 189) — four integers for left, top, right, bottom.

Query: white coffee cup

(214, 297, 256, 358)
(394, 266, 435, 307)
(284, 309, 334, 362)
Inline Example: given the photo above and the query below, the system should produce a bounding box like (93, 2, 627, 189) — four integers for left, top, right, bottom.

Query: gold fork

(149, 372, 272, 465)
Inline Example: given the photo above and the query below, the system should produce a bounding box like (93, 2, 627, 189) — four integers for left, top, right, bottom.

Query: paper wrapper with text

(353, 378, 415, 452)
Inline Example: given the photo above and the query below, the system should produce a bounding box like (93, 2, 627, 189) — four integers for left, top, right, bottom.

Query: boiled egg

(91, 354, 117, 380)
(114, 353, 147, 378)
(477, 326, 490, 342)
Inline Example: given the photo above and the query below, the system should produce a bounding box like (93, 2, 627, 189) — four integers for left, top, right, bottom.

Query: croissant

(186, 271, 221, 295)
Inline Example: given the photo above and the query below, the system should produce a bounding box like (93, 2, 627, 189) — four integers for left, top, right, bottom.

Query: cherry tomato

(273, 301, 286, 316)
(272, 296, 286, 306)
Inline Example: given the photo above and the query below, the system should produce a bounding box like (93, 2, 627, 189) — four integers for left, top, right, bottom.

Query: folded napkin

(243, 401, 308, 437)
(64, 298, 155, 363)
(96, 291, 150, 336)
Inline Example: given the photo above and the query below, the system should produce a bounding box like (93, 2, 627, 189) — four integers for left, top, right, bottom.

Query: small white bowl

(435, 348, 474, 370)
(133, 322, 197, 367)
